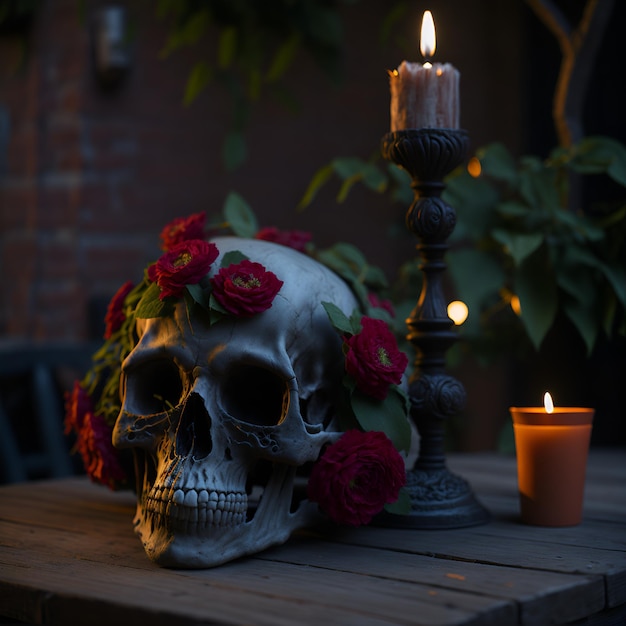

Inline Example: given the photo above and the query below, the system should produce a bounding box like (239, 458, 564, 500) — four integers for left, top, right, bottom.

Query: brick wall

(0, 0, 524, 343)
(0, 0, 224, 340)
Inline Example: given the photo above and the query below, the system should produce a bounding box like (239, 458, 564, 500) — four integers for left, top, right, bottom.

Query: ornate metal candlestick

(381, 128, 489, 528)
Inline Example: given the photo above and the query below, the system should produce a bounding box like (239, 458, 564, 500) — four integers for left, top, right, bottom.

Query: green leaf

(363, 265, 389, 290)
(316, 243, 364, 282)
(361, 163, 387, 193)
(496, 201, 530, 217)
(476, 143, 518, 184)
(183, 62, 212, 105)
(447, 249, 506, 328)
(135, 282, 175, 319)
(348, 309, 363, 334)
(186, 283, 209, 309)
(328, 242, 367, 270)
(554, 209, 604, 241)
(350, 386, 411, 453)
(266, 34, 300, 82)
(491, 230, 543, 266)
(332, 157, 365, 179)
(518, 166, 560, 212)
(444, 173, 500, 241)
(218, 26, 237, 69)
(337, 175, 360, 203)
(209, 293, 228, 316)
(222, 131, 247, 171)
(322, 301, 354, 335)
(384, 487, 411, 515)
(387, 163, 413, 205)
(571, 136, 626, 186)
(513, 246, 558, 350)
(161, 9, 210, 56)
(184, 10, 210, 45)
(563, 246, 626, 309)
(221, 250, 249, 267)
(223, 191, 258, 237)
(297, 163, 334, 210)
(603, 264, 626, 309)
(563, 298, 597, 355)
(555, 256, 594, 304)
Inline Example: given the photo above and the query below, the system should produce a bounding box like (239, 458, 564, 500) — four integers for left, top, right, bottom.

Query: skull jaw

(134, 464, 322, 568)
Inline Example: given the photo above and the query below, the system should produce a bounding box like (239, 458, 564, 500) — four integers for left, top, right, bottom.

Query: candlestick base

(378, 128, 489, 529)
(377, 467, 490, 529)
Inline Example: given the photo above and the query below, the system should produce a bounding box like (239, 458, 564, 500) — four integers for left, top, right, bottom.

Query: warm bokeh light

(544, 392, 554, 414)
(447, 300, 469, 325)
(420, 11, 436, 60)
(467, 156, 481, 177)
(510, 295, 522, 316)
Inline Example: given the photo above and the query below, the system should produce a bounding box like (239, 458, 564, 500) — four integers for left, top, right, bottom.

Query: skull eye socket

(222, 365, 289, 427)
(126, 359, 184, 415)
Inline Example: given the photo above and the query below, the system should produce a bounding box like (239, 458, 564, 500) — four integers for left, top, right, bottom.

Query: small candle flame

(420, 11, 436, 61)
(544, 392, 554, 414)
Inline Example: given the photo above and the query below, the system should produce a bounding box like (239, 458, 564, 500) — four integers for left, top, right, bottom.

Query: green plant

(446, 137, 626, 354)
(155, 0, 354, 170)
(298, 136, 626, 358)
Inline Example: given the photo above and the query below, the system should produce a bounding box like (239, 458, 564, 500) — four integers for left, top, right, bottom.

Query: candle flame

(420, 11, 436, 60)
(544, 392, 554, 414)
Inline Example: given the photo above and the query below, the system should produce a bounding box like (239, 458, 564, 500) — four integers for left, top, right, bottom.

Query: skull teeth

(143, 487, 248, 530)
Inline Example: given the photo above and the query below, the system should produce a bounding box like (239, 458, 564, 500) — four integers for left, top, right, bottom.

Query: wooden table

(1, 450, 624, 626)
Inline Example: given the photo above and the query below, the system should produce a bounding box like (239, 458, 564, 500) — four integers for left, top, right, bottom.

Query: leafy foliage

(155, 0, 356, 170)
(446, 137, 626, 354)
(299, 136, 626, 357)
(321, 302, 412, 454)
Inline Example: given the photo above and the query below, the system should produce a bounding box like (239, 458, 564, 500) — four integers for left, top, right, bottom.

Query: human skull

(112, 237, 360, 568)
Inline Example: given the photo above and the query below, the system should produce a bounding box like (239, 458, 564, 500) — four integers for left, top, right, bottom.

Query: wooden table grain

(0, 450, 624, 626)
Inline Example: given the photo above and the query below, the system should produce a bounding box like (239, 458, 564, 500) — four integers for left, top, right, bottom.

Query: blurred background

(1, 0, 624, 483)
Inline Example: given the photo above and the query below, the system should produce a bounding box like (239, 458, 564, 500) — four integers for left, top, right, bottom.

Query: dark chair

(0, 341, 97, 483)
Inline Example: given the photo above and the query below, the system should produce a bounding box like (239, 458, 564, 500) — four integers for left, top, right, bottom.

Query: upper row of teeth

(147, 486, 248, 513)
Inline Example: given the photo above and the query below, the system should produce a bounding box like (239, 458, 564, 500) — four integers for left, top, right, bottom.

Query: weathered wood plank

(260, 536, 604, 626)
(1, 452, 623, 625)
(1, 525, 515, 626)
(319, 523, 626, 609)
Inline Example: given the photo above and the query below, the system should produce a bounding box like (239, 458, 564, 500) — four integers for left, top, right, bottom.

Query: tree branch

(525, 0, 614, 148)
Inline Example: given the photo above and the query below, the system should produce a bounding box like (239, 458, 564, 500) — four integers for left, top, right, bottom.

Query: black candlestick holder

(380, 128, 489, 528)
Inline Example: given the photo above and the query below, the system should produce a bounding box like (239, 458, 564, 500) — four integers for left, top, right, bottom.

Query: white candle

(389, 11, 460, 131)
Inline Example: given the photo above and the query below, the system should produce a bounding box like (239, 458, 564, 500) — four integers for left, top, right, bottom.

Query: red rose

(64, 380, 93, 435)
(211, 259, 283, 317)
(344, 317, 408, 400)
(76, 413, 126, 489)
(367, 292, 396, 318)
(103, 280, 134, 339)
(255, 226, 312, 253)
(159, 212, 206, 251)
(307, 429, 406, 526)
(148, 239, 218, 300)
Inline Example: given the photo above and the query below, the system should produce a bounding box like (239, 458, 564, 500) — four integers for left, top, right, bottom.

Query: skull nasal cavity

(222, 365, 289, 426)
(176, 393, 212, 459)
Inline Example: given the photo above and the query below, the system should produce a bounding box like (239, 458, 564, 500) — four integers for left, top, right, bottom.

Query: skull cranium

(112, 237, 360, 567)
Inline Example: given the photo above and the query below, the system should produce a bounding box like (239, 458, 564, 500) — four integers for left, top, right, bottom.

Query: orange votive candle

(509, 406, 594, 527)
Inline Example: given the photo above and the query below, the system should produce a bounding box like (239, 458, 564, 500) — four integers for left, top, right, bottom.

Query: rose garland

(65, 199, 411, 526)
